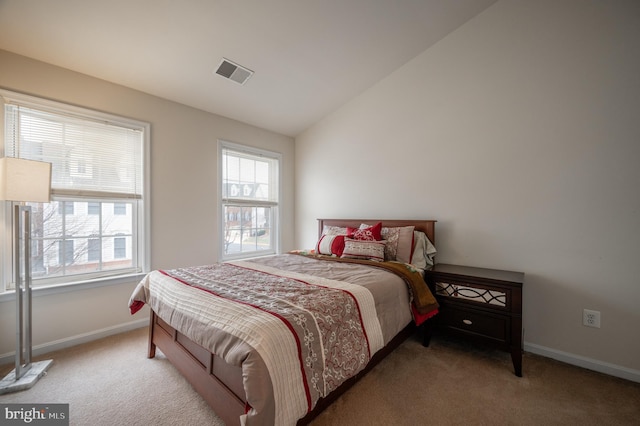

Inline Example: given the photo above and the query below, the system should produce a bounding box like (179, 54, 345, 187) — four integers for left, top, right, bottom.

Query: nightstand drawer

(434, 281, 511, 311)
(438, 305, 508, 343)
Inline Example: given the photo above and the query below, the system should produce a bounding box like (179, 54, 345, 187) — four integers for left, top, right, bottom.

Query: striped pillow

(316, 234, 346, 257)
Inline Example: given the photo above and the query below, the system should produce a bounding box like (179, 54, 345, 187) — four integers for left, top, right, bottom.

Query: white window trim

(218, 140, 282, 262)
(0, 272, 148, 303)
(0, 89, 151, 295)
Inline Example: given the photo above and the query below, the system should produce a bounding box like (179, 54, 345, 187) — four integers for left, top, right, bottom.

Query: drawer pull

(462, 319, 473, 325)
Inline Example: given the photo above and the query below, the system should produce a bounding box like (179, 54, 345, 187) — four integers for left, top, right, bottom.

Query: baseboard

(0, 318, 148, 366)
(524, 341, 640, 384)
(3, 323, 638, 384)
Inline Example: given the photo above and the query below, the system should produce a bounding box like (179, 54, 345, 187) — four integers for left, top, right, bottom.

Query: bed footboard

(148, 310, 246, 425)
(147, 309, 418, 425)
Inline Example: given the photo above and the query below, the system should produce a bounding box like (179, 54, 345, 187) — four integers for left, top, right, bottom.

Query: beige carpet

(1, 327, 639, 425)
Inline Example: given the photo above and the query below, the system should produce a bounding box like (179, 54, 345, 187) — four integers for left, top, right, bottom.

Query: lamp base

(0, 359, 53, 395)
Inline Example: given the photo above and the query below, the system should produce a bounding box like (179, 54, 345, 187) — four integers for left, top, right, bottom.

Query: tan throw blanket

(289, 251, 439, 320)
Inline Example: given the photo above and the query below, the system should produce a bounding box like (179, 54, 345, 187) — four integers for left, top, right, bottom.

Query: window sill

(221, 250, 278, 263)
(0, 272, 147, 302)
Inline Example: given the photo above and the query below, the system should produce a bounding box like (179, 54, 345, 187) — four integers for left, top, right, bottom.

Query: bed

(129, 219, 438, 425)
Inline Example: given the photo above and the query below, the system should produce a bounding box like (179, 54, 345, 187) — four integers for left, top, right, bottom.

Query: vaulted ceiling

(0, 0, 497, 136)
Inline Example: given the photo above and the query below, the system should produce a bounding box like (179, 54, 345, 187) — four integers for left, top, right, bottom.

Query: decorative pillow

(348, 222, 382, 241)
(410, 231, 437, 269)
(322, 225, 349, 236)
(316, 234, 346, 257)
(378, 225, 415, 263)
(341, 239, 386, 262)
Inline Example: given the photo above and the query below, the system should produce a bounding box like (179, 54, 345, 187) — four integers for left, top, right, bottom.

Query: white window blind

(4, 102, 143, 199)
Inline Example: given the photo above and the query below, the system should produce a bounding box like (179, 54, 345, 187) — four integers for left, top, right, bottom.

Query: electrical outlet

(583, 309, 601, 328)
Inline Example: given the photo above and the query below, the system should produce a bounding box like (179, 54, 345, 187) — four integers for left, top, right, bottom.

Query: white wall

(295, 0, 640, 378)
(0, 50, 295, 359)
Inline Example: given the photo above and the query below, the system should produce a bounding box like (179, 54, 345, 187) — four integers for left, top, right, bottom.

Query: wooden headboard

(317, 219, 436, 244)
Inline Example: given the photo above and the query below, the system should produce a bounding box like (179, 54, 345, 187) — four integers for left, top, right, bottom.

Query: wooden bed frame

(147, 219, 436, 425)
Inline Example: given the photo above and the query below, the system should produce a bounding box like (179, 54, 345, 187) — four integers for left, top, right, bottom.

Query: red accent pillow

(316, 234, 346, 257)
(347, 222, 382, 241)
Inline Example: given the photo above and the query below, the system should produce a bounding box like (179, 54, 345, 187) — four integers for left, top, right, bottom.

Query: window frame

(218, 140, 281, 262)
(0, 89, 151, 295)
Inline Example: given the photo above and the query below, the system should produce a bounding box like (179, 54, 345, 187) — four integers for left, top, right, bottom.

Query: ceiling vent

(215, 58, 253, 85)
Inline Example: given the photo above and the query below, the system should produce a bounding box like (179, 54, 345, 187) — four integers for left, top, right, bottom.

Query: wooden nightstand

(424, 263, 524, 377)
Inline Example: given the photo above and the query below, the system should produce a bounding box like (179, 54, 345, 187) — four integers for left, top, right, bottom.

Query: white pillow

(322, 225, 349, 236)
(411, 231, 437, 269)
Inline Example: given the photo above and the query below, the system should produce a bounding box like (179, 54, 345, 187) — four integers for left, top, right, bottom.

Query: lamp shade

(0, 157, 52, 203)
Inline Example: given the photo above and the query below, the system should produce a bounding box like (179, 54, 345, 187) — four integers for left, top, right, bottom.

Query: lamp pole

(0, 158, 53, 394)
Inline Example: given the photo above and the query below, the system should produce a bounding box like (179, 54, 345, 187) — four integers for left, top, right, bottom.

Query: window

(59, 202, 75, 215)
(88, 202, 100, 215)
(1, 89, 149, 291)
(219, 141, 280, 260)
(114, 237, 127, 259)
(114, 203, 127, 215)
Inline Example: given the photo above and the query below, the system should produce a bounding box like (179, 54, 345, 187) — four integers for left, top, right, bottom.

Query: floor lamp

(0, 157, 53, 394)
